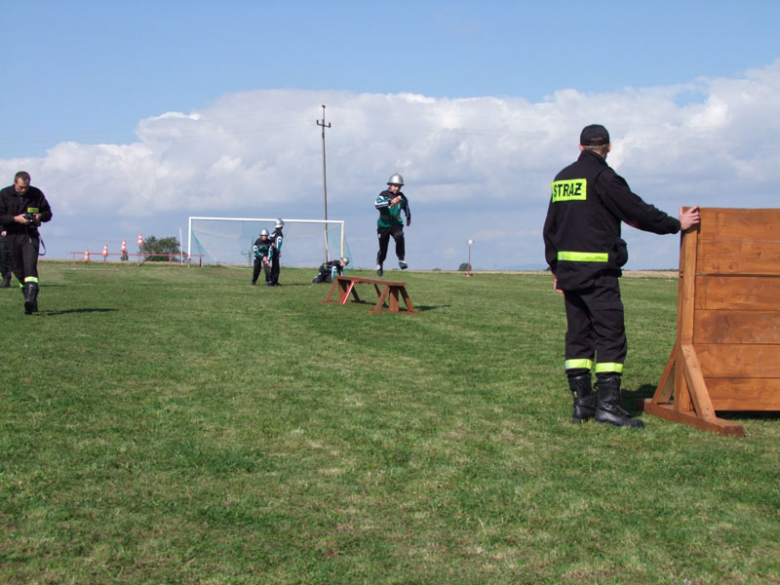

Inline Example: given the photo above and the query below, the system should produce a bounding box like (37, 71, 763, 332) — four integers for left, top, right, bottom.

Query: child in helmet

(251, 229, 275, 286)
(269, 218, 284, 286)
(375, 173, 411, 277)
(312, 257, 349, 283)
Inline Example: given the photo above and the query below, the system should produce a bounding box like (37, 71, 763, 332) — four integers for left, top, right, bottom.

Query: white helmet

(275, 218, 284, 228)
(387, 173, 404, 186)
(259, 228, 269, 237)
(341, 257, 349, 266)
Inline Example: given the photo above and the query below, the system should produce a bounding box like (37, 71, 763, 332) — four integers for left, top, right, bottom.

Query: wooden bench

(322, 275, 417, 314)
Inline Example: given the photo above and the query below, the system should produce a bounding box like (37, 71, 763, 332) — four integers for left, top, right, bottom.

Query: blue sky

(2, 0, 780, 270)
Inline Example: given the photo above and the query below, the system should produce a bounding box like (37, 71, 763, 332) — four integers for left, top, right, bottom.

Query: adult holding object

(0, 171, 53, 313)
(543, 124, 700, 428)
(375, 173, 411, 277)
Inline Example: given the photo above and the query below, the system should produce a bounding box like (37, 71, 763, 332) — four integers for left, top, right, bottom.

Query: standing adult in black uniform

(0, 171, 53, 313)
(543, 125, 700, 428)
(0, 229, 11, 288)
(269, 218, 284, 287)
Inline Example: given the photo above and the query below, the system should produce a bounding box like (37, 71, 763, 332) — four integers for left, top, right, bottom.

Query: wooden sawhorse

(322, 275, 417, 314)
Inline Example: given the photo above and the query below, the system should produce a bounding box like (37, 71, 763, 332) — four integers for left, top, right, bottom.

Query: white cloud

(3, 60, 780, 269)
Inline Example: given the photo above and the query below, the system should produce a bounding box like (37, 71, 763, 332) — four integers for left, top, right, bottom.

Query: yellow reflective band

(595, 362, 624, 374)
(557, 251, 609, 263)
(565, 359, 593, 371)
(551, 179, 587, 202)
(27, 207, 40, 213)
(24, 276, 39, 283)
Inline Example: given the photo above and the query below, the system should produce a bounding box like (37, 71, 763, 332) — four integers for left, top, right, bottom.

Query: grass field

(2, 262, 779, 584)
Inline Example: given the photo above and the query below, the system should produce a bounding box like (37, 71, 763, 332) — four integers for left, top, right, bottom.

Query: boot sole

(595, 416, 645, 429)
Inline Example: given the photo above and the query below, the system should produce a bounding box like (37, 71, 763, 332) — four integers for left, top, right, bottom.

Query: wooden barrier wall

(644, 208, 780, 436)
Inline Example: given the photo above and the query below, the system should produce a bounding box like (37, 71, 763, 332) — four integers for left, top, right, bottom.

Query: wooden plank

(388, 287, 400, 312)
(680, 344, 716, 421)
(695, 310, 780, 344)
(706, 378, 780, 410)
(698, 240, 780, 276)
(698, 208, 780, 242)
(335, 276, 406, 287)
(694, 275, 780, 311)
(399, 286, 417, 314)
(679, 227, 697, 344)
(321, 279, 340, 303)
(695, 344, 780, 378)
(372, 286, 391, 313)
(674, 347, 692, 412)
(643, 402, 745, 436)
(650, 345, 677, 405)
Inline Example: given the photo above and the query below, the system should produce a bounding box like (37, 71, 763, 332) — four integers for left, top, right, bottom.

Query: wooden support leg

(371, 286, 391, 314)
(399, 286, 417, 313)
(322, 280, 339, 303)
(644, 343, 745, 437)
(388, 286, 400, 313)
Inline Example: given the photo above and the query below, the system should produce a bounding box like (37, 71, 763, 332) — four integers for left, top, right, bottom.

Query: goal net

(188, 217, 349, 267)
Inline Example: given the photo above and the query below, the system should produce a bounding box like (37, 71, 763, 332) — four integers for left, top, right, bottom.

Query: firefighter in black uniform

(543, 125, 700, 428)
(0, 171, 53, 313)
(0, 229, 11, 288)
(269, 218, 284, 286)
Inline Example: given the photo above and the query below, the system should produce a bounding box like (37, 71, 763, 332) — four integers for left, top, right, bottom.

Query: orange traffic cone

(137, 233, 143, 247)
(121, 239, 127, 253)
(83, 249, 90, 262)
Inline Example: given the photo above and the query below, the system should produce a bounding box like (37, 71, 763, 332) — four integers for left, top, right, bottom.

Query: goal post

(188, 217, 348, 267)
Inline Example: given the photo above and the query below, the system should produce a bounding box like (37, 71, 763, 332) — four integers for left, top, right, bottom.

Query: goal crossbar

(187, 216, 346, 266)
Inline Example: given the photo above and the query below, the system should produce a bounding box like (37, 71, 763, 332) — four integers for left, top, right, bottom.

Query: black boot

(595, 374, 644, 429)
(568, 373, 596, 423)
(0, 274, 10, 288)
(23, 282, 38, 315)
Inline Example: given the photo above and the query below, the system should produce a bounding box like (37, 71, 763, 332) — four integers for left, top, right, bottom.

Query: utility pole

(316, 105, 331, 264)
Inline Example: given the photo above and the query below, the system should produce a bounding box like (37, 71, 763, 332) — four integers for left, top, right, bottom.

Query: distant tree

(458, 262, 470, 272)
(140, 236, 181, 262)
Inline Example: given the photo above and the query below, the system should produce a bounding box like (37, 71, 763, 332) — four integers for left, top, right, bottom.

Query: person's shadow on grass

(622, 384, 655, 415)
(39, 308, 118, 316)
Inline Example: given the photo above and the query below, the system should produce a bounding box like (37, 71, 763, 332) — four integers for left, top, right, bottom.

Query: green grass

(1, 263, 779, 584)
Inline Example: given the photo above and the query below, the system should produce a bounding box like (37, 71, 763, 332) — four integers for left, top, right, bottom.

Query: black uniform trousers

(0, 234, 10, 278)
(313, 265, 333, 284)
(376, 224, 405, 266)
(270, 254, 280, 285)
(5, 233, 40, 284)
(563, 273, 627, 374)
(252, 258, 271, 284)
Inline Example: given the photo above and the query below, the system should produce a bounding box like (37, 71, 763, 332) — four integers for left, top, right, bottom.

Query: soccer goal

(187, 217, 349, 267)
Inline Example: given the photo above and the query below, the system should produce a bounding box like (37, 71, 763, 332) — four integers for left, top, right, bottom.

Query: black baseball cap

(580, 124, 610, 146)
